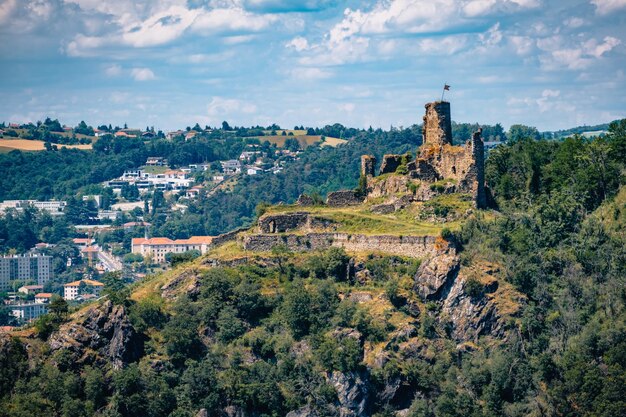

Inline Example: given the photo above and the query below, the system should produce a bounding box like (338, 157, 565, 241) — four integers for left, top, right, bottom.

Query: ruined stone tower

(357, 100, 487, 209)
(423, 101, 453, 146)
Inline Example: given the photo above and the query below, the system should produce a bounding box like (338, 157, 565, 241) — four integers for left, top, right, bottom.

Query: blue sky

(0, 0, 624, 132)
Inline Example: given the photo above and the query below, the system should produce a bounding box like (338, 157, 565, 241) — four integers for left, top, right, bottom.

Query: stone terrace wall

(210, 227, 248, 247)
(242, 233, 443, 259)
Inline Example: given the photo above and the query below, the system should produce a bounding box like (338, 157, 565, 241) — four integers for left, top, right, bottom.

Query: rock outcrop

(329, 370, 370, 417)
(414, 252, 525, 343)
(48, 300, 143, 370)
(414, 252, 460, 300)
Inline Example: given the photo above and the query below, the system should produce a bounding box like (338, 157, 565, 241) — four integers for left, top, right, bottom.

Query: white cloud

(207, 97, 257, 120)
(564, 17, 585, 28)
(0, 0, 16, 24)
(286, 36, 309, 51)
(191, 7, 277, 34)
(539, 35, 621, 70)
(479, 22, 503, 46)
(105, 64, 122, 76)
(122, 6, 199, 47)
(418, 35, 468, 55)
(290, 67, 332, 80)
(583, 36, 621, 58)
(61, 2, 278, 56)
(338, 103, 355, 112)
(131, 67, 155, 81)
(464, 0, 498, 17)
(591, 0, 626, 15)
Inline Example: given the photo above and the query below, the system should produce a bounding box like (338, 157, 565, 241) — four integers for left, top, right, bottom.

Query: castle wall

(242, 233, 443, 259)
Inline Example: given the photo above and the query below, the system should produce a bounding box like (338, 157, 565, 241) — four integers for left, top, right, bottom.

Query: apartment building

(131, 236, 214, 263)
(10, 303, 48, 322)
(63, 279, 104, 301)
(0, 200, 66, 216)
(0, 255, 53, 293)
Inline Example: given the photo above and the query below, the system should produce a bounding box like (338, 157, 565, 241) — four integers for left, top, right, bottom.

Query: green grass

(141, 165, 169, 174)
(264, 204, 460, 236)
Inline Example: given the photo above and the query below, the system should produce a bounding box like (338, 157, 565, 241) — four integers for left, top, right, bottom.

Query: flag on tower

(444, 84, 450, 90)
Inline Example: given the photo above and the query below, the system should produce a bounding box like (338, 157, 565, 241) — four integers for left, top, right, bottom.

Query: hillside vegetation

(0, 120, 624, 417)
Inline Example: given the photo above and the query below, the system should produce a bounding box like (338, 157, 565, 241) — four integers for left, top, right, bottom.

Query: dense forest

(0, 120, 624, 417)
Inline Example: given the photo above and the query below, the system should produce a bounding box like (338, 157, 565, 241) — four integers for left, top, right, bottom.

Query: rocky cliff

(48, 300, 143, 370)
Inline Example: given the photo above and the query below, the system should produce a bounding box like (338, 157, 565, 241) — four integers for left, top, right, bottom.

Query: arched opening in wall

(269, 220, 276, 233)
(451, 166, 456, 175)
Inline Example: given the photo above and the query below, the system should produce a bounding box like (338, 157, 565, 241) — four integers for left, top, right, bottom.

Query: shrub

(464, 276, 483, 298)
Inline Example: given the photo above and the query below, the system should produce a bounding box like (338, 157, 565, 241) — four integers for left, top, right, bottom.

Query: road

(98, 248, 123, 272)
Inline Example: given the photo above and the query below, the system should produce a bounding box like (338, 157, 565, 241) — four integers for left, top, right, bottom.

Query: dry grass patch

(0, 139, 92, 151)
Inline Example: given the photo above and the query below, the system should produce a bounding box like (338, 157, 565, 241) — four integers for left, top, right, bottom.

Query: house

(166, 130, 185, 139)
(184, 131, 197, 140)
(73, 237, 94, 248)
(185, 185, 203, 199)
(18, 285, 43, 295)
(81, 246, 99, 261)
(34, 293, 53, 304)
(246, 167, 263, 175)
(97, 210, 120, 221)
(146, 157, 167, 166)
(213, 175, 225, 182)
(114, 131, 134, 138)
(142, 131, 156, 138)
(132, 236, 214, 263)
(220, 160, 241, 175)
(239, 151, 261, 161)
(63, 279, 104, 301)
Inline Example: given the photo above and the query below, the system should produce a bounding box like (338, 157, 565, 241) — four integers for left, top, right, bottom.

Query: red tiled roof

(35, 293, 53, 298)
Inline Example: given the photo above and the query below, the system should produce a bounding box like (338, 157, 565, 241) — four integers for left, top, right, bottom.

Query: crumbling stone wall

(258, 212, 310, 233)
(361, 155, 376, 177)
(296, 193, 315, 206)
(358, 101, 486, 208)
(242, 233, 444, 259)
(327, 190, 364, 207)
(379, 155, 403, 175)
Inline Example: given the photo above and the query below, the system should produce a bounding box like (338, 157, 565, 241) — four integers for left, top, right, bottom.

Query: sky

(0, 0, 624, 132)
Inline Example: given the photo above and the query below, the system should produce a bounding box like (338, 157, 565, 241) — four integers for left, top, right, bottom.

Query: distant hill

(546, 121, 615, 139)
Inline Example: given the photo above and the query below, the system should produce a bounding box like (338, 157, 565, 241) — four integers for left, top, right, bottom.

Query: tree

(508, 124, 541, 142)
(222, 121, 231, 131)
(48, 296, 68, 318)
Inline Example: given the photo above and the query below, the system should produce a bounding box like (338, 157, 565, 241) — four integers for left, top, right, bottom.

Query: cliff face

(48, 300, 143, 370)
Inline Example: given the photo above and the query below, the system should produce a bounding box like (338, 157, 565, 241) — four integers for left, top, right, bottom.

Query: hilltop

(0, 113, 624, 417)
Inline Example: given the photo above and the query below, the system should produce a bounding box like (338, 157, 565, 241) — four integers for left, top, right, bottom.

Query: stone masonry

(361, 101, 487, 208)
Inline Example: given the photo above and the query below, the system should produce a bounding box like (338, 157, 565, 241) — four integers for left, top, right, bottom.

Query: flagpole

(441, 83, 446, 102)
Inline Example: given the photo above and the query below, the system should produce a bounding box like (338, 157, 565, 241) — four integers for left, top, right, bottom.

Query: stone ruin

(361, 101, 487, 208)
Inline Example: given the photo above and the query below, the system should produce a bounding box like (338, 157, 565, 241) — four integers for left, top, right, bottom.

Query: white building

(18, 285, 43, 295)
(132, 236, 214, 263)
(220, 160, 242, 175)
(63, 279, 104, 301)
(0, 200, 66, 216)
(11, 303, 48, 322)
(34, 293, 53, 304)
(0, 255, 53, 293)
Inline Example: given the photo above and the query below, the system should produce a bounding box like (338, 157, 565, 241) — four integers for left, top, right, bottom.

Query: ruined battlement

(360, 100, 487, 209)
(423, 101, 453, 147)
